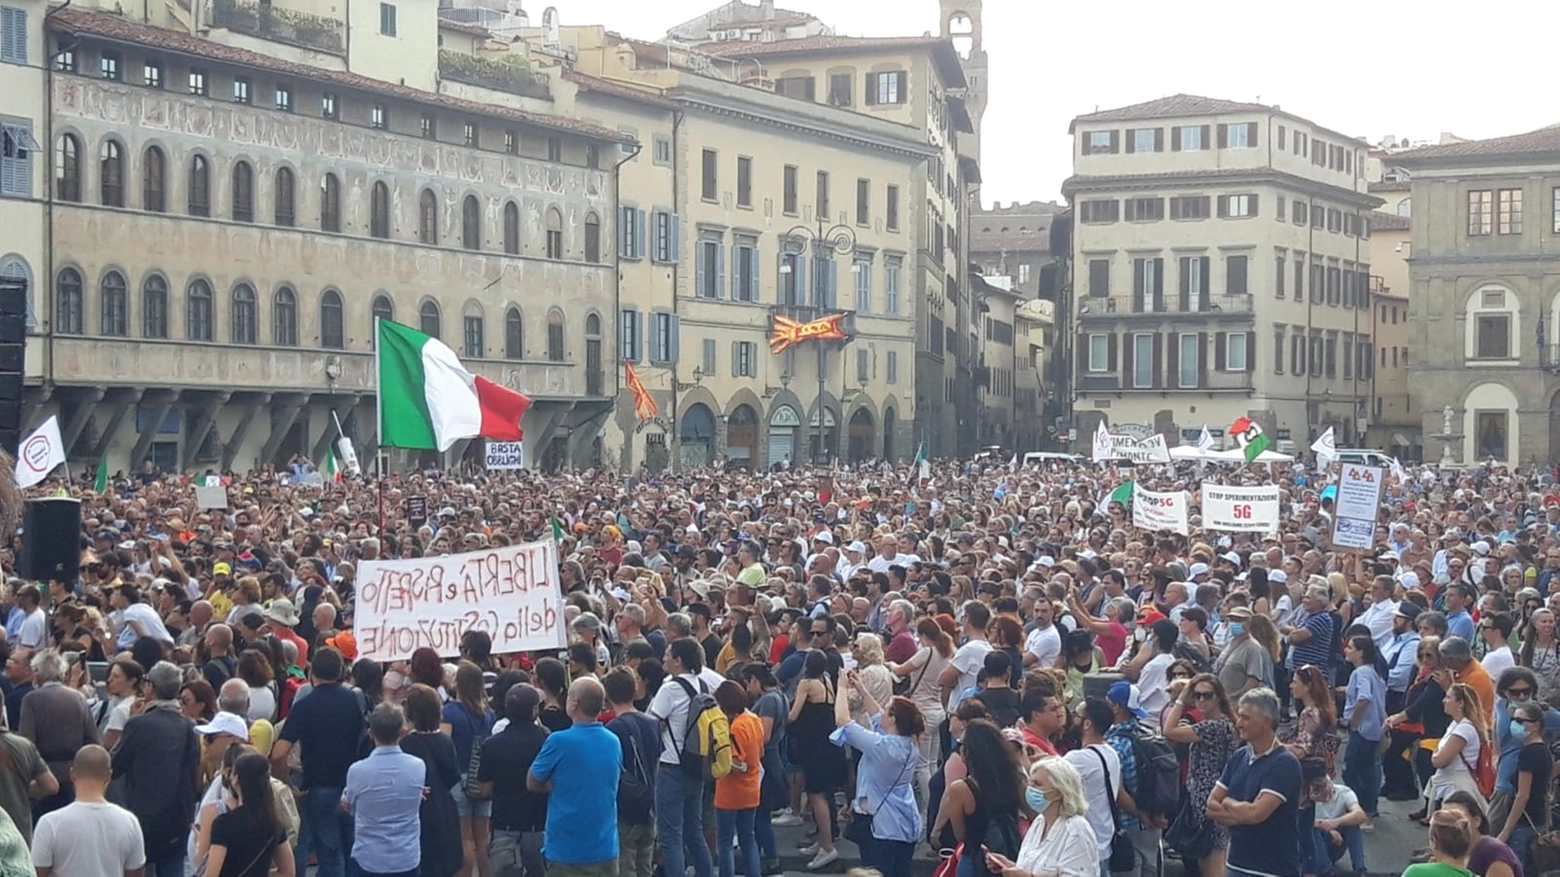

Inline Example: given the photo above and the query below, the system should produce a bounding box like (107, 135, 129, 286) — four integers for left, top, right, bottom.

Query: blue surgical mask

(1228, 623, 1246, 638)
(1510, 719, 1527, 739)
(1026, 787, 1049, 812)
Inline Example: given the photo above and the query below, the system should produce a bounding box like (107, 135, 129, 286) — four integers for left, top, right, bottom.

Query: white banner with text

(1132, 484, 1190, 535)
(1202, 484, 1281, 532)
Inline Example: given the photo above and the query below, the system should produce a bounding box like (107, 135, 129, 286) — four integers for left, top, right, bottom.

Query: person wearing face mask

(980, 757, 1099, 877)
(1487, 667, 1560, 841)
(1493, 700, 1551, 873)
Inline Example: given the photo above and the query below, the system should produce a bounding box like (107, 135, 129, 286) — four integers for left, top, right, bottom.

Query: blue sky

(552, 0, 1557, 205)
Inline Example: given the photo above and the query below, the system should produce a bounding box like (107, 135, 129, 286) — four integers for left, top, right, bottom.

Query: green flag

(1100, 480, 1133, 507)
(323, 447, 340, 482)
(551, 514, 565, 542)
(92, 455, 107, 493)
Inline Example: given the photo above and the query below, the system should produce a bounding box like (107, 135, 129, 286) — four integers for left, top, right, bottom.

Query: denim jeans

(148, 850, 186, 877)
(1510, 823, 1537, 875)
(304, 785, 354, 877)
(862, 836, 915, 877)
(656, 764, 713, 877)
(716, 807, 760, 877)
(756, 752, 783, 864)
(1341, 732, 1381, 817)
(1310, 825, 1366, 873)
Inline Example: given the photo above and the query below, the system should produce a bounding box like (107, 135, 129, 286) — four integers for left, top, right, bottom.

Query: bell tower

(940, 0, 986, 167)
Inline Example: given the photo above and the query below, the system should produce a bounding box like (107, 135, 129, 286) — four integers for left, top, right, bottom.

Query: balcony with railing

(438, 50, 552, 100)
(1077, 294, 1255, 322)
(1077, 368, 1254, 393)
(211, 0, 345, 54)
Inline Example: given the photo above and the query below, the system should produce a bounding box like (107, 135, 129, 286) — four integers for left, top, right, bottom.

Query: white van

(1023, 452, 1085, 466)
(1333, 448, 1393, 467)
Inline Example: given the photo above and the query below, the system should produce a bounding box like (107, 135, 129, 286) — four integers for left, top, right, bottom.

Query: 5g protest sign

(485, 441, 525, 470)
(353, 539, 566, 661)
(1330, 464, 1385, 551)
(1203, 484, 1281, 532)
(1132, 484, 1189, 535)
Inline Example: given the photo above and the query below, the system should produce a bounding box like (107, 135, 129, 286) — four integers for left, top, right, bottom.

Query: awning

(1, 123, 40, 152)
(1392, 433, 1412, 447)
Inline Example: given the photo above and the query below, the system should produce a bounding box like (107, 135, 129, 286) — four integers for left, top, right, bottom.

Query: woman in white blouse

(981, 756, 1099, 877)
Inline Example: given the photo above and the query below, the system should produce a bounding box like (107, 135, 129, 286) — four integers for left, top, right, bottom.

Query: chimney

(759, 0, 773, 17)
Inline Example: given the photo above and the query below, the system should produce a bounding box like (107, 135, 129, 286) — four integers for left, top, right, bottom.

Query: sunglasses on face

(1193, 690, 1217, 701)
(1508, 688, 1533, 699)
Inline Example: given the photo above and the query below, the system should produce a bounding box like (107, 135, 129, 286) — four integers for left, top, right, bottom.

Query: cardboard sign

(406, 496, 428, 529)
(1132, 484, 1189, 535)
(353, 539, 567, 661)
(1202, 484, 1280, 532)
(1331, 464, 1386, 551)
(486, 441, 525, 470)
(1110, 433, 1171, 464)
(195, 485, 228, 509)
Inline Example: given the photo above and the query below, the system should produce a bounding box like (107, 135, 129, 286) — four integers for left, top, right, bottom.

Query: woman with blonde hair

(850, 633, 897, 728)
(1430, 682, 1490, 811)
(1402, 809, 1476, 877)
(980, 757, 1099, 877)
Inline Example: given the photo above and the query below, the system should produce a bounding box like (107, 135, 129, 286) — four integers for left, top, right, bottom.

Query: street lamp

(781, 219, 857, 464)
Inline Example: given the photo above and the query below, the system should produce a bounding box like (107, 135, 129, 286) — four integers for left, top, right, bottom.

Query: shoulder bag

(1089, 746, 1138, 872)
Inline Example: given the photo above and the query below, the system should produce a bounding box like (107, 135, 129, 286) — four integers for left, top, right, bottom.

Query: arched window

(231, 160, 254, 222)
(584, 211, 601, 262)
(504, 307, 523, 359)
(418, 190, 438, 244)
(462, 302, 484, 358)
(545, 207, 563, 260)
(546, 308, 565, 362)
(142, 274, 168, 339)
(0, 258, 33, 330)
(188, 155, 211, 216)
(370, 180, 390, 238)
(99, 140, 124, 207)
(584, 311, 603, 396)
(419, 299, 441, 339)
(503, 201, 520, 255)
(273, 286, 298, 346)
(54, 134, 81, 202)
(585, 313, 601, 337)
(320, 173, 342, 232)
(372, 294, 394, 328)
(462, 195, 481, 250)
(186, 278, 213, 341)
(274, 167, 296, 226)
(100, 271, 127, 336)
(1396, 197, 1411, 218)
(320, 289, 344, 349)
(231, 284, 257, 344)
(54, 268, 83, 335)
(142, 146, 166, 212)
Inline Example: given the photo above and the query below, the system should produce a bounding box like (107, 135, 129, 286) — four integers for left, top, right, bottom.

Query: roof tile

(49, 8, 633, 144)
(1394, 124, 1560, 162)
(1370, 211, 1410, 231)
(1072, 94, 1273, 125)
(702, 34, 966, 88)
(563, 71, 676, 109)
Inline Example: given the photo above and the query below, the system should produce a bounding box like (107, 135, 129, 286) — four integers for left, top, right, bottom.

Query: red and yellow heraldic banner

(769, 313, 848, 354)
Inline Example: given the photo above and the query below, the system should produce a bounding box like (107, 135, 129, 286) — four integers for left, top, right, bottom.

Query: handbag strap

(1089, 745, 1123, 823)
(907, 648, 934, 691)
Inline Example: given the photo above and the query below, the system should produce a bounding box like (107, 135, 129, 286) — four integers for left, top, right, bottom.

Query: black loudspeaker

(19, 497, 82, 583)
(0, 280, 25, 454)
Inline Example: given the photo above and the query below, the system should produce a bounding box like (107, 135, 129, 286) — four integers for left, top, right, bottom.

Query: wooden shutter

(1152, 258, 1164, 311)
(1122, 334, 1134, 385)
(1125, 129, 1136, 154)
(1200, 126, 1211, 148)
(1198, 257, 1210, 309)
(1198, 332, 1210, 386)
(1178, 258, 1190, 312)
(1171, 127, 1182, 151)
(1246, 122, 1258, 147)
(1248, 195, 1259, 217)
(1132, 259, 1145, 312)
(1217, 124, 1228, 148)
(1246, 332, 1256, 373)
(1215, 332, 1227, 371)
(1154, 128, 1165, 152)
(864, 73, 877, 106)
(1107, 333, 1118, 372)
(1110, 130, 1120, 153)
(1167, 333, 1179, 388)
(1076, 337, 1089, 376)
(1151, 333, 1164, 388)
(1216, 195, 1228, 218)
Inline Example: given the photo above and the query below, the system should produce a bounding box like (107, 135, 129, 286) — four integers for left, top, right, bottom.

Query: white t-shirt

(648, 669, 725, 765)
(120, 603, 174, 645)
(104, 698, 133, 735)
(17, 607, 47, 650)
(1431, 718, 1482, 800)
(1064, 742, 1122, 858)
(33, 800, 146, 877)
(1312, 783, 1360, 822)
(1138, 653, 1176, 719)
(947, 639, 992, 710)
(1025, 625, 1061, 669)
(1482, 646, 1515, 681)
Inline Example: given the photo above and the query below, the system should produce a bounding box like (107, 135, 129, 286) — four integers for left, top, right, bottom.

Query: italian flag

(378, 320, 532, 452)
(323, 447, 341, 482)
(1100, 480, 1133, 507)
(1229, 416, 1272, 462)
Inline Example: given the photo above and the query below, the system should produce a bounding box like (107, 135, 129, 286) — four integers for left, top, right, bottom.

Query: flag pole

(374, 316, 385, 536)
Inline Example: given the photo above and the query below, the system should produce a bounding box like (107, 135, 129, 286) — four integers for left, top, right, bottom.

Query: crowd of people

(0, 453, 1549, 877)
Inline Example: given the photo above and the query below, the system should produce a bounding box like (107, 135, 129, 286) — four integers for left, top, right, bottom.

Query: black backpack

(1127, 721, 1181, 816)
(614, 715, 655, 823)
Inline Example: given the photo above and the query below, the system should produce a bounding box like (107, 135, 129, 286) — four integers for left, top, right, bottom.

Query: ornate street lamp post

(780, 220, 856, 464)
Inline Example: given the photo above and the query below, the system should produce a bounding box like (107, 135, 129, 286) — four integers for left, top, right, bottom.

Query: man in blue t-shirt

(1208, 687, 1303, 877)
(528, 676, 622, 877)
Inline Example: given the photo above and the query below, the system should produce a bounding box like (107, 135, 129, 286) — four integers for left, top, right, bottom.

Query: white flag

(1008, 453, 1018, 472)
(14, 415, 65, 489)
(1197, 425, 1215, 451)
(1092, 421, 1114, 463)
(1311, 426, 1337, 464)
(1391, 457, 1407, 483)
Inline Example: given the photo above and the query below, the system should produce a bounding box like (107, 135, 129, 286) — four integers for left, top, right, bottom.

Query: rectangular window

(1133, 257, 1163, 312)
(420, 114, 435, 139)
(1226, 332, 1248, 371)
(502, 129, 519, 155)
(371, 104, 386, 129)
(649, 312, 676, 363)
(275, 85, 291, 112)
(55, 46, 73, 72)
(827, 73, 852, 106)
(697, 239, 722, 299)
(866, 71, 906, 105)
(733, 156, 751, 208)
(1468, 189, 1493, 235)
(99, 51, 120, 80)
(187, 68, 206, 95)
(619, 206, 644, 260)
(379, 2, 397, 35)
(619, 309, 641, 361)
(143, 61, 162, 89)
(1124, 197, 1164, 221)
(1179, 255, 1207, 312)
(732, 240, 758, 302)
(1079, 200, 1119, 223)
(884, 257, 901, 314)
(854, 259, 871, 314)
(232, 77, 250, 104)
(462, 315, 483, 358)
(1476, 411, 1508, 460)
(651, 210, 677, 263)
(701, 148, 717, 201)
(1088, 259, 1110, 297)
(1172, 125, 1208, 151)
(652, 135, 671, 164)
(1169, 195, 1210, 220)
(1292, 200, 1308, 225)
(1277, 125, 1286, 150)
(1274, 255, 1286, 298)
(1178, 334, 1199, 388)
(1218, 122, 1257, 148)
(0, 6, 25, 62)
(0, 121, 37, 198)
(1127, 128, 1161, 153)
(1132, 334, 1154, 388)
(1310, 337, 1324, 376)
(1553, 187, 1560, 234)
(783, 165, 798, 215)
(733, 341, 756, 377)
(546, 136, 561, 161)
(462, 122, 477, 147)
(856, 348, 869, 383)
(856, 178, 870, 225)
(1273, 332, 1285, 374)
(1291, 334, 1305, 374)
(1324, 337, 1337, 376)
(1226, 255, 1248, 295)
(1218, 194, 1257, 218)
(816, 171, 829, 220)
(701, 338, 716, 376)
(1498, 188, 1523, 234)
(886, 350, 898, 384)
(321, 92, 338, 120)
(1476, 314, 1511, 359)
(1083, 130, 1118, 155)
(886, 185, 899, 231)
(1087, 334, 1109, 372)
(774, 76, 815, 100)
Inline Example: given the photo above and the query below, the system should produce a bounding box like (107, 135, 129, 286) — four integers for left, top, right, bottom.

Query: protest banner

(1331, 464, 1385, 551)
(1132, 484, 1189, 534)
(1110, 433, 1171, 464)
(354, 538, 566, 661)
(195, 485, 227, 509)
(486, 441, 525, 470)
(1202, 484, 1280, 532)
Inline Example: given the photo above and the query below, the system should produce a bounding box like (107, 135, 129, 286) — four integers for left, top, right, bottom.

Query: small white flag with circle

(15, 416, 65, 489)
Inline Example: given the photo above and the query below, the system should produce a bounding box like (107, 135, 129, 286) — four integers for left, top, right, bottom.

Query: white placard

(1330, 464, 1386, 550)
(195, 485, 228, 509)
(353, 539, 565, 661)
(1132, 484, 1189, 535)
(485, 441, 525, 470)
(1202, 484, 1280, 532)
(1111, 433, 1171, 464)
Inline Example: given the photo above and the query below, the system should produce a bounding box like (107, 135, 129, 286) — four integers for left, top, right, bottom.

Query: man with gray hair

(1207, 687, 1302, 877)
(343, 703, 424, 877)
(883, 599, 918, 664)
(111, 661, 199, 877)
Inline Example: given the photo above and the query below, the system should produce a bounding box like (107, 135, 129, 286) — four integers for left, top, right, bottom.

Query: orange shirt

(715, 711, 764, 811)
(1455, 660, 1496, 732)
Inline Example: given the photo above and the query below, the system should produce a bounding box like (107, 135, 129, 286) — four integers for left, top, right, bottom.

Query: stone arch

(881, 401, 899, 462)
(807, 390, 842, 463)
(1463, 381, 1519, 465)
(724, 386, 765, 468)
(847, 398, 879, 463)
(1463, 281, 1520, 361)
(679, 398, 719, 467)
